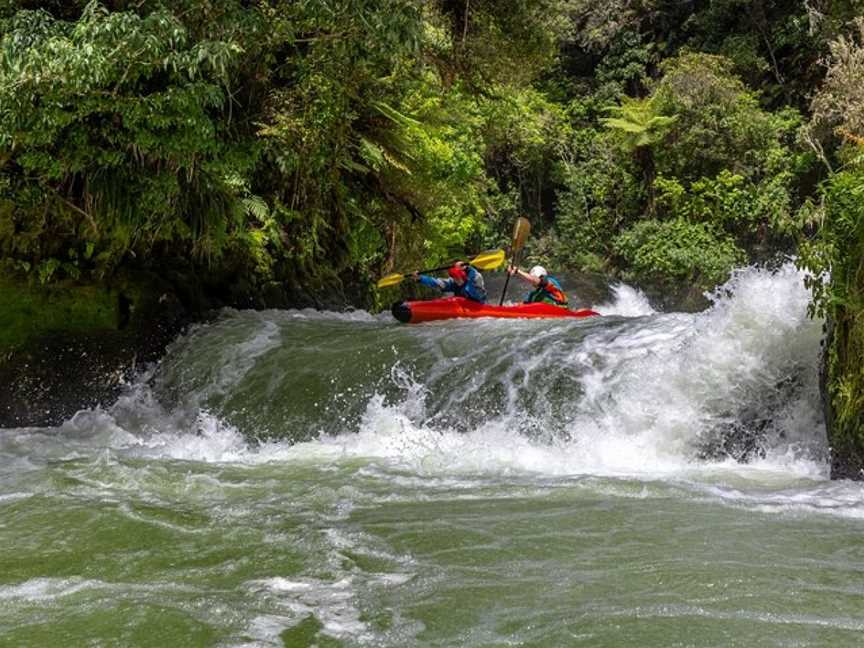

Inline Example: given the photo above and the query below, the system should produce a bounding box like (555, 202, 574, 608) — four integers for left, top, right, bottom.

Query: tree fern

(601, 96, 678, 149)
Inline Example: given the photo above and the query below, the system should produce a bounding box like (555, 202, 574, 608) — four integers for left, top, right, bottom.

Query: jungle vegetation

(0, 0, 858, 300)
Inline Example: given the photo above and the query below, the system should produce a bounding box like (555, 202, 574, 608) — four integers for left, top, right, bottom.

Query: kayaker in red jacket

(413, 262, 488, 303)
(507, 264, 568, 306)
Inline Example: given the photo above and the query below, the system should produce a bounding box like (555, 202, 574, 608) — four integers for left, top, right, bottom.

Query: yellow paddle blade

(376, 273, 405, 289)
(512, 217, 531, 253)
(469, 249, 506, 270)
(376, 248, 504, 289)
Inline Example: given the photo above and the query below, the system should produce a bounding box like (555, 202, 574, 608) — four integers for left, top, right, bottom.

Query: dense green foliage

(802, 164, 864, 476)
(798, 16, 864, 476)
(0, 0, 861, 306)
(0, 278, 118, 350)
(3, 0, 858, 305)
(0, 1, 580, 306)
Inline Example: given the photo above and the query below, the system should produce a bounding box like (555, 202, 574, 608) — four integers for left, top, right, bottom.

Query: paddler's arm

(507, 265, 541, 287)
(413, 272, 447, 290)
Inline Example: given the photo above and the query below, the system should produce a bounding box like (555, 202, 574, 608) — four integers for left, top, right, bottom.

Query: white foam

(245, 576, 368, 641)
(300, 395, 820, 482)
(594, 283, 656, 317)
(0, 492, 33, 504)
(610, 603, 864, 631)
(0, 577, 202, 603)
(275, 307, 387, 323)
(572, 263, 825, 465)
(2, 263, 846, 518)
(0, 578, 100, 602)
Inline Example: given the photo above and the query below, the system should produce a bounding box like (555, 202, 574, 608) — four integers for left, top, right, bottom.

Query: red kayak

(391, 297, 601, 324)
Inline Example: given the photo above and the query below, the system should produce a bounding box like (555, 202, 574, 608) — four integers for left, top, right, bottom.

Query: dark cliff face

(820, 318, 838, 476)
(0, 279, 189, 428)
(0, 266, 371, 429)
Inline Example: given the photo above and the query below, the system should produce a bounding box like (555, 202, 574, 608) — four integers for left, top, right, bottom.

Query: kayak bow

(391, 297, 600, 324)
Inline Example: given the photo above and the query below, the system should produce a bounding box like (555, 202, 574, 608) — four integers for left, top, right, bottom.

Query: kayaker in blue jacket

(413, 262, 487, 303)
(507, 264, 568, 306)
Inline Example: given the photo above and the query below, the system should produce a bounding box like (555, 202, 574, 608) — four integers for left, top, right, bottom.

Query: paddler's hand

(412, 271, 420, 281)
(507, 264, 517, 276)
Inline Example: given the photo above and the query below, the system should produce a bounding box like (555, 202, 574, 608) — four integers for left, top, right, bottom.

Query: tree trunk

(636, 146, 656, 217)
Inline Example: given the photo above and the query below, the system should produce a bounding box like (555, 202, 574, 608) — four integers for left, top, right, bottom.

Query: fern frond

(371, 100, 421, 127)
(242, 195, 269, 222)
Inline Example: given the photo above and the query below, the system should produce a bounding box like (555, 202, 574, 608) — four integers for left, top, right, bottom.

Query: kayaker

(507, 264, 568, 306)
(413, 262, 487, 303)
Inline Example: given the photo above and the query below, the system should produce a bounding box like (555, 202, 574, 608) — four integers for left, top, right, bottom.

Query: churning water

(2, 263, 863, 646)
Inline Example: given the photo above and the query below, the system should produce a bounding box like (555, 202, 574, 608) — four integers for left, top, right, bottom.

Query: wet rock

(821, 314, 864, 480)
(0, 263, 369, 428)
(0, 276, 192, 428)
(695, 373, 803, 463)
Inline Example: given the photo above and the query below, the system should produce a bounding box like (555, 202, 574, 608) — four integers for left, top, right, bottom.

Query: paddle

(376, 249, 506, 289)
(499, 217, 531, 305)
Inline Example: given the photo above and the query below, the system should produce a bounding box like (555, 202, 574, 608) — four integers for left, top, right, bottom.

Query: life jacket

(418, 266, 487, 303)
(451, 266, 487, 303)
(525, 275, 568, 306)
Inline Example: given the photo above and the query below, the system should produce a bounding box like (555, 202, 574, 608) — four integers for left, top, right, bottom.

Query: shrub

(613, 218, 746, 288)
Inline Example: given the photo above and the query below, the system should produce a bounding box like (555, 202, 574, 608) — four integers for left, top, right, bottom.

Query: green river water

(2, 264, 863, 647)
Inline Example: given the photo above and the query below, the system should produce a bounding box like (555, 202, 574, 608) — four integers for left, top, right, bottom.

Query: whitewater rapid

(3, 263, 864, 647)
(1, 263, 830, 484)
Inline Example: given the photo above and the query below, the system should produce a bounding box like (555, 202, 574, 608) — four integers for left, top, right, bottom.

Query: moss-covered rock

(0, 280, 119, 351)
(809, 169, 864, 480)
(824, 305, 864, 480)
(0, 274, 190, 427)
(0, 263, 370, 428)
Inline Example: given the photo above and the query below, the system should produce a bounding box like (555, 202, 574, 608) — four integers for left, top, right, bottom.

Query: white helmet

(529, 265, 547, 278)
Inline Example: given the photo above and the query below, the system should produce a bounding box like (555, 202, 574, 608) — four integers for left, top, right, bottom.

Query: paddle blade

(376, 273, 405, 289)
(499, 217, 530, 306)
(469, 249, 506, 270)
(377, 248, 504, 288)
(512, 217, 531, 253)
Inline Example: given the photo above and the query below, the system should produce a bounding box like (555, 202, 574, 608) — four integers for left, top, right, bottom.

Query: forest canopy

(0, 0, 862, 307)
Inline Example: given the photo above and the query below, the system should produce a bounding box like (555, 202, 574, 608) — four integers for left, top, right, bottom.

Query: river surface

(2, 264, 863, 647)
